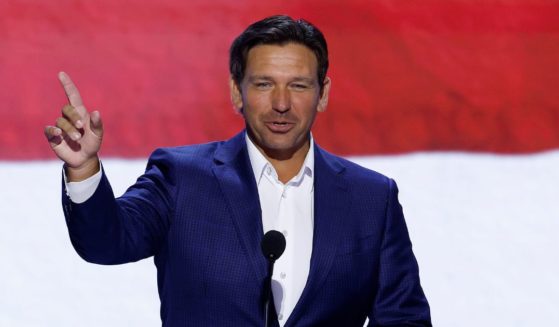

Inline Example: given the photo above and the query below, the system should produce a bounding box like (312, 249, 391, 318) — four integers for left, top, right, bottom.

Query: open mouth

(266, 121, 293, 132)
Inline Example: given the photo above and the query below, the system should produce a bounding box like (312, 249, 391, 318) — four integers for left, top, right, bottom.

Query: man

(44, 15, 431, 326)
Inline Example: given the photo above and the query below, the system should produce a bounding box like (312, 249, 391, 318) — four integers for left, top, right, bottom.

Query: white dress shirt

(65, 135, 315, 325)
(246, 134, 314, 325)
(64, 163, 102, 204)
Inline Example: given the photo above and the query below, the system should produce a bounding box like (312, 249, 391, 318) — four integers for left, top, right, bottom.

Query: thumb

(90, 110, 104, 138)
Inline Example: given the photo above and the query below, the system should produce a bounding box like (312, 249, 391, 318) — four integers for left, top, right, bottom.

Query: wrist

(65, 156, 100, 182)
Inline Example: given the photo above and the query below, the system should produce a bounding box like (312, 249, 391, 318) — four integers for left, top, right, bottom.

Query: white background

(1, 151, 558, 326)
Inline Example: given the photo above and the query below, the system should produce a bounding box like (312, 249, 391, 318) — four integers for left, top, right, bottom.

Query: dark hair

(229, 15, 329, 90)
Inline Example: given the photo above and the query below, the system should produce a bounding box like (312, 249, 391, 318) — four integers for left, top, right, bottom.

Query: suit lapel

(212, 135, 350, 326)
(286, 146, 350, 326)
(212, 132, 267, 281)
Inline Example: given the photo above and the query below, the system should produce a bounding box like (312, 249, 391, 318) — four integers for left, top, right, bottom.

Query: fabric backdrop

(1, 1, 558, 326)
(1, 0, 558, 159)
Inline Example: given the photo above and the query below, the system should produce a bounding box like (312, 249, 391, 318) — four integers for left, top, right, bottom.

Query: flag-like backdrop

(1, 0, 558, 158)
(1, 1, 558, 326)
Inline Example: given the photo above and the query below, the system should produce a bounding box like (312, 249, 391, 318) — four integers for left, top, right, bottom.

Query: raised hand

(44, 72, 103, 181)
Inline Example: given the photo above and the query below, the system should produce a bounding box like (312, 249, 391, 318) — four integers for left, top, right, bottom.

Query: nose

(272, 87, 290, 113)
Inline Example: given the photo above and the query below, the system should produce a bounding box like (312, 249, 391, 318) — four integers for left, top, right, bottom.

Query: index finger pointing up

(58, 71, 84, 107)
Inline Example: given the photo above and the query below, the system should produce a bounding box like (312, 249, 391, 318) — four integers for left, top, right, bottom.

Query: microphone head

(261, 230, 286, 262)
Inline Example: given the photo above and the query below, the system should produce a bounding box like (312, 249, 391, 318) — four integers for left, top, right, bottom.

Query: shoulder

(139, 141, 227, 187)
(150, 141, 222, 162)
(145, 141, 227, 176)
(147, 131, 245, 168)
(317, 146, 395, 193)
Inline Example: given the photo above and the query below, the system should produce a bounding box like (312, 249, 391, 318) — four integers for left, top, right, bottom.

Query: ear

(229, 76, 243, 113)
(317, 77, 331, 113)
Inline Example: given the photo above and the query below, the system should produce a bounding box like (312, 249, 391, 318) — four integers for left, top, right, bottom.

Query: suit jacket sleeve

(61, 149, 175, 265)
(368, 178, 431, 326)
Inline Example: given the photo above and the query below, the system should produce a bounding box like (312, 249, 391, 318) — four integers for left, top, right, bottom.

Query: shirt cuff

(63, 162, 103, 204)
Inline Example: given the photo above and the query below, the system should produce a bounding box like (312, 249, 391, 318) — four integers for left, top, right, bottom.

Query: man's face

(230, 42, 330, 160)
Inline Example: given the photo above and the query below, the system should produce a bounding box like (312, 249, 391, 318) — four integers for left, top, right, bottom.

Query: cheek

(240, 98, 261, 121)
(292, 97, 319, 118)
(243, 94, 270, 114)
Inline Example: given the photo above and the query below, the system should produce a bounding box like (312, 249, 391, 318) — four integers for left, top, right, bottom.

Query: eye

(254, 82, 272, 89)
(291, 83, 310, 91)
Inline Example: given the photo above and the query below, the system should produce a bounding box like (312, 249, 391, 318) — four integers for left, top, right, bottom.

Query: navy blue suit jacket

(62, 131, 431, 326)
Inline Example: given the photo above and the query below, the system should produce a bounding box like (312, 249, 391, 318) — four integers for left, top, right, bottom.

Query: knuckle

(56, 117, 70, 129)
(75, 105, 87, 116)
(61, 104, 74, 115)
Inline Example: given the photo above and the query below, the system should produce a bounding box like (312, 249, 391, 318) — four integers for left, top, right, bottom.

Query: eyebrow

(248, 76, 274, 82)
(248, 75, 316, 83)
(291, 77, 315, 83)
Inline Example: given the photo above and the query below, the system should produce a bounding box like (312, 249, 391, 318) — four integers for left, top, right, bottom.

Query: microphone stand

(261, 230, 285, 327)
(264, 257, 274, 327)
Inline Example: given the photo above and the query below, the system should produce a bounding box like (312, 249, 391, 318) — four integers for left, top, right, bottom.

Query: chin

(262, 141, 293, 151)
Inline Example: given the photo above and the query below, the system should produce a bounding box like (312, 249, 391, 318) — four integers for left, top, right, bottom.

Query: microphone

(261, 230, 286, 327)
(261, 230, 286, 261)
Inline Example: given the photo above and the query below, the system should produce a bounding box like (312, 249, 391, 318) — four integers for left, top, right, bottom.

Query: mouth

(265, 121, 294, 133)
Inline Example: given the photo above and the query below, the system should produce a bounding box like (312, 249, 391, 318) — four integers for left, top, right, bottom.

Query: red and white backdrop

(1, 1, 558, 326)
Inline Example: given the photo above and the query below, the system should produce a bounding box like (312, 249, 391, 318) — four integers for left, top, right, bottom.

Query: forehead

(244, 43, 318, 79)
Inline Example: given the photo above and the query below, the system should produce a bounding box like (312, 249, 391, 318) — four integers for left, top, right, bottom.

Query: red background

(1, 0, 558, 159)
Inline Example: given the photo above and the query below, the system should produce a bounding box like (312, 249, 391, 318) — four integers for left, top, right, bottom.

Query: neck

(250, 135, 310, 184)
(267, 143, 309, 184)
